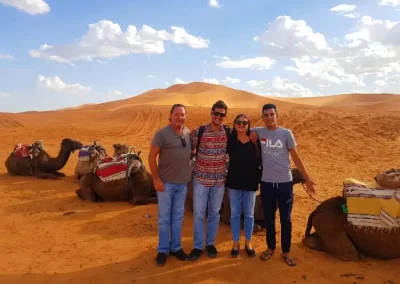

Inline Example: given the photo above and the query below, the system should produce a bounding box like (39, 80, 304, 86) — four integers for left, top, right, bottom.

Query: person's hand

(304, 179, 316, 196)
(250, 132, 258, 143)
(154, 178, 165, 192)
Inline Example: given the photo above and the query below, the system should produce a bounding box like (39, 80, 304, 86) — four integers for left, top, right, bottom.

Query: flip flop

(259, 250, 274, 261)
(282, 255, 296, 267)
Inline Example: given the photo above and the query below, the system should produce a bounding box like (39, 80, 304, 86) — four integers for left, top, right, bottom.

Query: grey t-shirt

(151, 125, 192, 184)
(252, 126, 297, 183)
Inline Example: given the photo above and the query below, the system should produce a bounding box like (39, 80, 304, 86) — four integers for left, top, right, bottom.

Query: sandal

(259, 250, 274, 261)
(282, 255, 296, 267)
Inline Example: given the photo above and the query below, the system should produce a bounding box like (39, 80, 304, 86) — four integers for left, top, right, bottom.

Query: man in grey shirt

(251, 103, 316, 267)
(148, 104, 192, 266)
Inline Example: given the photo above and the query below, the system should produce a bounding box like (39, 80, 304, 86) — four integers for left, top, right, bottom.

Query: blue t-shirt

(252, 126, 296, 183)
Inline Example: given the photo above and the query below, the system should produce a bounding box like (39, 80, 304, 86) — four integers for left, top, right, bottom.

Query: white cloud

(165, 82, 170, 86)
(331, 4, 356, 12)
(109, 90, 122, 95)
(254, 16, 330, 57)
(0, 0, 50, 15)
(222, 76, 240, 84)
(330, 4, 360, 18)
(30, 20, 209, 64)
(175, 78, 189, 84)
(208, 0, 221, 8)
(37, 75, 91, 93)
(203, 78, 220, 84)
(247, 77, 314, 97)
(378, 0, 400, 6)
(374, 80, 387, 86)
(0, 92, 11, 98)
(0, 54, 13, 59)
(148, 75, 156, 78)
(216, 56, 275, 71)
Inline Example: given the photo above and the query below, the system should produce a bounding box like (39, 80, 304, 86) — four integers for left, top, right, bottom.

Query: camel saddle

(95, 155, 139, 183)
(343, 178, 400, 229)
(78, 144, 107, 162)
(13, 142, 44, 159)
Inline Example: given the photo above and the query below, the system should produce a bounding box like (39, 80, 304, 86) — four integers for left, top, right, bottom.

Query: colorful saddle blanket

(78, 145, 107, 161)
(343, 178, 400, 229)
(95, 156, 128, 182)
(13, 142, 43, 158)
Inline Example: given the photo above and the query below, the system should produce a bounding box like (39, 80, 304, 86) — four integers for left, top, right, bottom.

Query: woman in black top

(226, 114, 262, 258)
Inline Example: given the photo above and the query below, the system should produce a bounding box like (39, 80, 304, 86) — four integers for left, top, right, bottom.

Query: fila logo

(260, 138, 283, 148)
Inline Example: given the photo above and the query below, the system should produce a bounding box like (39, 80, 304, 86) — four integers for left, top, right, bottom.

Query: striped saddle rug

(95, 156, 128, 183)
(343, 178, 400, 229)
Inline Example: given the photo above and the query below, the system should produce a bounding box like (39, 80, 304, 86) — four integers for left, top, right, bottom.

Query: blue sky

(1, 0, 400, 112)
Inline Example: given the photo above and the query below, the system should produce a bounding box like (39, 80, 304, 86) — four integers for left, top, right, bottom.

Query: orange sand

(0, 83, 399, 284)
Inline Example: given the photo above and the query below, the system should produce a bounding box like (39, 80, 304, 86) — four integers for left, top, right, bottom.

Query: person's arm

(148, 132, 165, 192)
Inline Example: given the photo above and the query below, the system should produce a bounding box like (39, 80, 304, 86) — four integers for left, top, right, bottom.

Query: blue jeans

(260, 181, 293, 253)
(157, 183, 188, 253)
(193, 178, 225, 250)
(228, 188, 256, 242)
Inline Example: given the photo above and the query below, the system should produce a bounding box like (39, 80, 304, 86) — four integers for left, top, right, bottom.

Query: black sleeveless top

(225, 136, 262, 191)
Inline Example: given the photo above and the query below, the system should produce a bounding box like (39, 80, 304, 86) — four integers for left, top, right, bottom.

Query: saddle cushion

(78, 145, 91, 161)
(95, 156, 128, 182)
(13, 144, 33, 158)
(343, 178, 400, 229)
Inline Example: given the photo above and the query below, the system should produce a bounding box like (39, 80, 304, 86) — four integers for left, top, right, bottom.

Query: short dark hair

(211, 100, 228, 112)
(170, 104, 186, 114)
(262, 103, 277, 114)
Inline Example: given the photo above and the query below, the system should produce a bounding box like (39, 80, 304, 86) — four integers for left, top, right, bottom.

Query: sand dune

(0, 83, 399, 283)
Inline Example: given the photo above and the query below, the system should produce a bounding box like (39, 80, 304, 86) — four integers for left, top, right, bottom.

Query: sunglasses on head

(180, 136, 187, 147)
(235, 120, 249, 126)
(212, 111, 226, 117)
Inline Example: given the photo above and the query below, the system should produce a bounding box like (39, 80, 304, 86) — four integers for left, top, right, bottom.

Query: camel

(302, 196, 400, 261)
(185, 168, 306, 233)
(75, 151, 157, 205)
(5, 138, 83, 179)
(74, 143, 130, 180)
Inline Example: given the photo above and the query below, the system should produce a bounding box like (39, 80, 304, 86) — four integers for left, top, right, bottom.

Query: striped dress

(190, 124, 229, 187)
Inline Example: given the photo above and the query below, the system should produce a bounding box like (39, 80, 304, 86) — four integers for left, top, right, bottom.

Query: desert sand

(0, 82, 399, 284)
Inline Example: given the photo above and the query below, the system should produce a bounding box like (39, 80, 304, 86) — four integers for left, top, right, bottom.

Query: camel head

(292, 168, 306, 185)
(112, 144, 130, 157)
(61, 138, 83, 153)
(127, 151, 147, 178)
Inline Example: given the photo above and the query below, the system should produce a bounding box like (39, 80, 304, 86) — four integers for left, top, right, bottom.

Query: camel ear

(137, 150, 141, 156)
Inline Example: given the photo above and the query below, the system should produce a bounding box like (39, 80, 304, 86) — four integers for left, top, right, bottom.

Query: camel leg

(77, 175, 97, 202)
(302, 233, 327, 252)
(5, 158, 17, 175)
(34, 172, 59, 179)
(222, 191, 231, 225)
(132, 196, 158, 205)
(54, 172, 66, 177)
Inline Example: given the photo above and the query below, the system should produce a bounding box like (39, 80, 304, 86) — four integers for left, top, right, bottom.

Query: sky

(1, 0, 400, 112)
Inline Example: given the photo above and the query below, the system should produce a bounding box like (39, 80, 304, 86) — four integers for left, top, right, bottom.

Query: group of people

(148, 100, 316, 267)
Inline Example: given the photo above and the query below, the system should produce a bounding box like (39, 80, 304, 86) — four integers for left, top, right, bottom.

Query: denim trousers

(157, 183, 188, 253)
(193, 178, 225, 250)
(227, 188, 256, 242)
(260, 181, 293, 253)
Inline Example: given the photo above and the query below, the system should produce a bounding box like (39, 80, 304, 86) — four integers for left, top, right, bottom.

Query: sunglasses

(180, 136, 187, 147)
(212, 111, 226, 118)
(235, 120, 249, 125)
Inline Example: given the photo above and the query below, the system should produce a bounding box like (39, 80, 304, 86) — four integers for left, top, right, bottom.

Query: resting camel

(5, 138, 83, 179)
(75, 151, 157, 205)
(302, 196, 400, 261)
(74, 143, 130, 180)
(185, 168, 306, 233)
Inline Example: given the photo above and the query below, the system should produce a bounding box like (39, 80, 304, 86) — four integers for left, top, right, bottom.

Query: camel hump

(374, 168, 400, 189)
